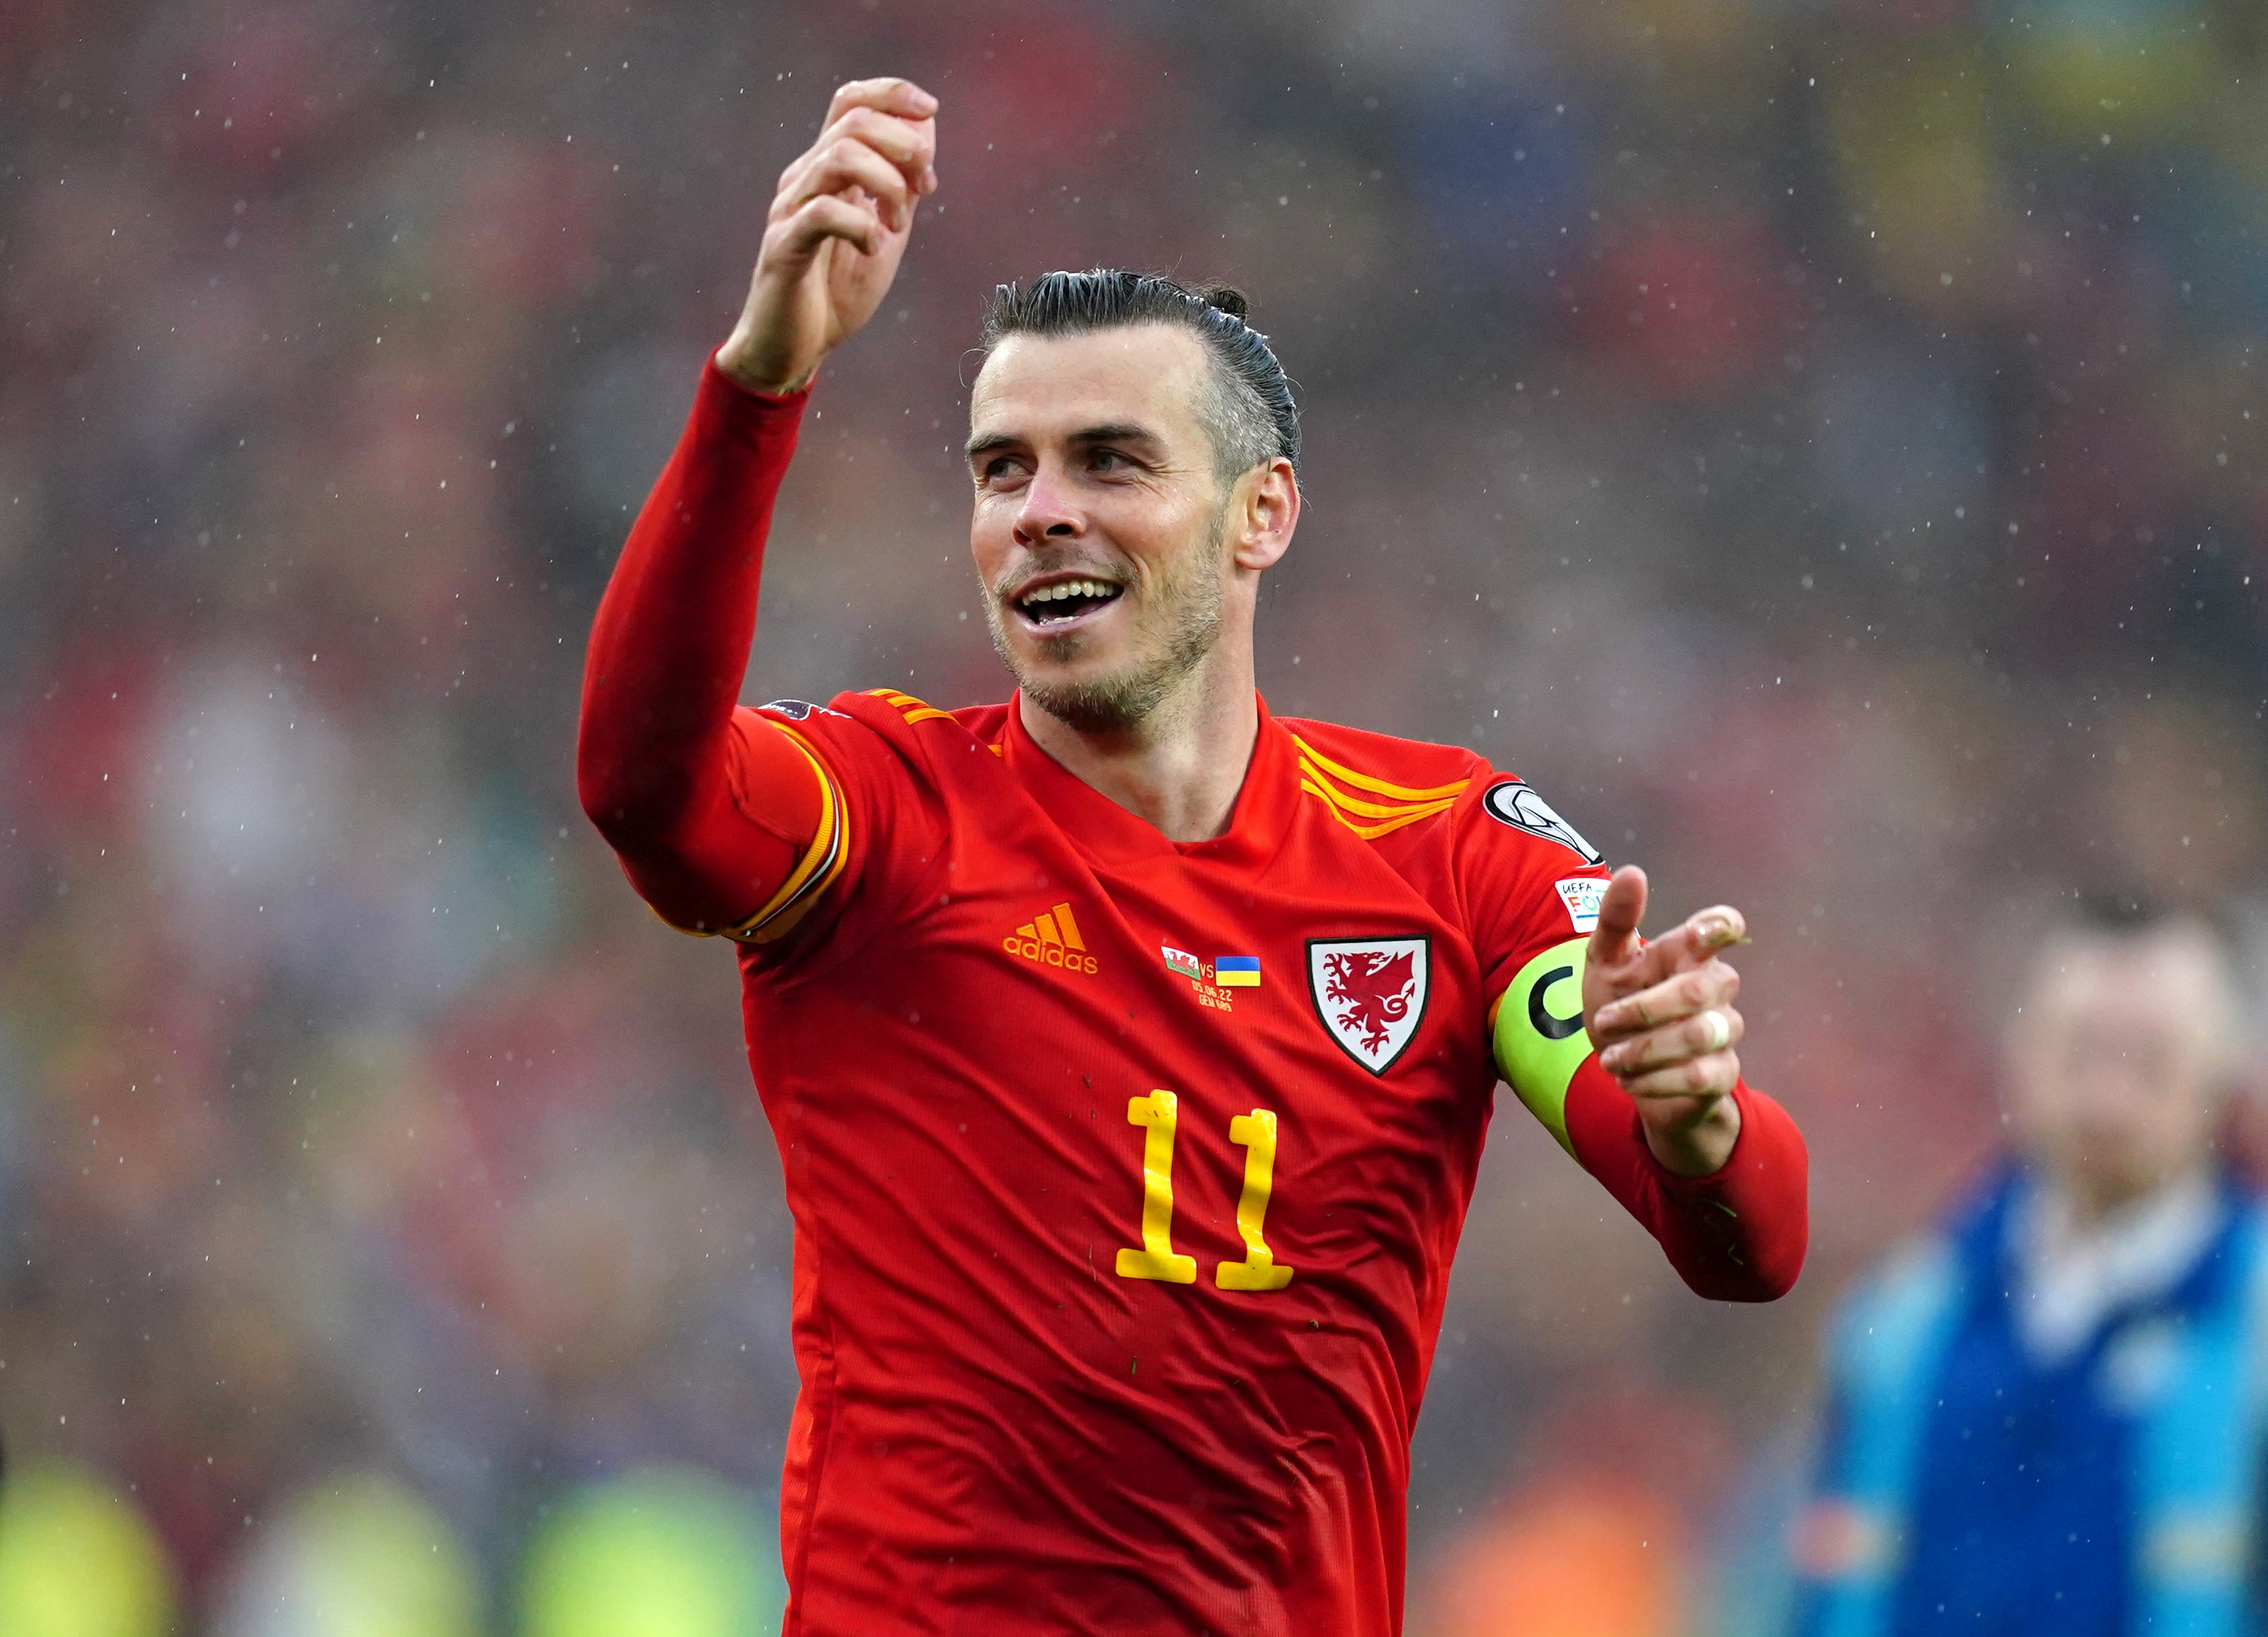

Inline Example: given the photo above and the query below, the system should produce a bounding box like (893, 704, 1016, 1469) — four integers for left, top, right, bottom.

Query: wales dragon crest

(1306, 937, 1430, 1073)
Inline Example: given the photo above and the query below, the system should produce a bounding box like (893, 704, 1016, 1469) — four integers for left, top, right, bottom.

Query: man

(577, 77, 1807, 1635)
(1789, 894, 2265, 1637)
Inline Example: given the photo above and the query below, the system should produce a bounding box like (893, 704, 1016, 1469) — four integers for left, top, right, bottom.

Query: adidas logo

(1004, 902, 1100, 976)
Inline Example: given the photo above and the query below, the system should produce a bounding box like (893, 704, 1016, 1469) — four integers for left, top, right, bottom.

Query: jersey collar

(999, 692, 1300, 869)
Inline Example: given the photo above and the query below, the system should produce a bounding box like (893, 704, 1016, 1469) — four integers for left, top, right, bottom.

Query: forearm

(576, 357, 806, 845)
(1565, 1062, 1809, 1301)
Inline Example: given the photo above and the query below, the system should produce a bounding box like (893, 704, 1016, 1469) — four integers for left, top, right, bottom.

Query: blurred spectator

(1786, 894, 2265, 1636)
(1429, 1476, 1686, 1637)
(1420, 1382, 1728, 1637)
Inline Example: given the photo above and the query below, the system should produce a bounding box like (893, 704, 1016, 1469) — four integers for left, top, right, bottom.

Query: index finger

(825, 77, 938, 126)
(1605, 893, 1741, 984)
(804, 105, 937, 199)
(818, 106, 934, 172)
(1643, 904, 1747, 982)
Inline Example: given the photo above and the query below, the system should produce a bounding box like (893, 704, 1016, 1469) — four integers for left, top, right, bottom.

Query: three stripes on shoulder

(1292, 736, 1466, 841)
(867, 687, 955, 726)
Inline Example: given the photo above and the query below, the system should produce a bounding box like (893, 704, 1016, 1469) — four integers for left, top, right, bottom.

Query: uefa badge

(1480, 779, 1602, 864)
(1306, 937, 1430, 1074)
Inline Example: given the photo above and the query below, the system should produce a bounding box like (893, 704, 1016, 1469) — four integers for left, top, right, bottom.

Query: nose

(1013, 465, 1085, 549)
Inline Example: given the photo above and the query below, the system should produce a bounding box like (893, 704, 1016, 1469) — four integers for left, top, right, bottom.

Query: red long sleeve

(1564, 1063, 1809, 1301)
(576, 359, 823, 930)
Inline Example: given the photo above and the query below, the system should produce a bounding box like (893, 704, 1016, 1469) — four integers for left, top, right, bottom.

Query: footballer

(578, 77, 1808, 1636)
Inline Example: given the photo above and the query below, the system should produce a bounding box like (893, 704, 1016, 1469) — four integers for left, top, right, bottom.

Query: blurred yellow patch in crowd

(519, 1466, 783, 1637)
(214, 1470, 481, 1637)
(0, 1461, 176, 1637)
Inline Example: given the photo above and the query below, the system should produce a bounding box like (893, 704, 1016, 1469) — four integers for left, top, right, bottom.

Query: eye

(1089, 447, 1129, 472)
(979, 454, 1025, 485)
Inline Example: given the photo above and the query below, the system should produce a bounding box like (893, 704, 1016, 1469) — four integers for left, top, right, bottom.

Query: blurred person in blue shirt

(1790, 892, 2265, 1637)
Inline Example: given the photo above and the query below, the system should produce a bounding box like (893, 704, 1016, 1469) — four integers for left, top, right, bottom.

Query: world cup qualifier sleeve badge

(1306, 938, 1430, 1074)
(1480, 779, 1602, 865)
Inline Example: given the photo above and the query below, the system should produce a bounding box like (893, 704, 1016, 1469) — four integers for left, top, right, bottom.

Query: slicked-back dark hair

(2041, 885, 2245, 995)
(2058, 888, 2224, 945)
(2030, 886, 2251, 1061)
(979, 270, 1300, 480)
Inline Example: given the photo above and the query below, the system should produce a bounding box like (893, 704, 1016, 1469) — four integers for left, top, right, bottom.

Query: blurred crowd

(4, 0, 2267, 1631)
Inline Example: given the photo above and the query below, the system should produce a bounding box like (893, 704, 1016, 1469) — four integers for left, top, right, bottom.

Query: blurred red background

(4, 0, 2266, 1630)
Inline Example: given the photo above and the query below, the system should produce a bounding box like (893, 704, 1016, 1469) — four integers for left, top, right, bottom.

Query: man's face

(2005, 922, 2238, 1212)
(966, 326, 1242, 733)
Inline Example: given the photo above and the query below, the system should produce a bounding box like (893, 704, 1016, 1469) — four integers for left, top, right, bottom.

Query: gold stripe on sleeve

(718, 724, 852, 944)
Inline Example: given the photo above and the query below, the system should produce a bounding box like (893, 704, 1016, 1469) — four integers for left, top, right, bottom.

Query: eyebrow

(964, 422, 1166, 464)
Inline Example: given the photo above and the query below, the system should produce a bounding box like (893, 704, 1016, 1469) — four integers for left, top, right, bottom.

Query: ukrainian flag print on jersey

(1214, 955, 1261, 989)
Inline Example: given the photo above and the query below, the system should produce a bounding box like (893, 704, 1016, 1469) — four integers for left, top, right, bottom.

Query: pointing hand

(1581, 865, 1747, 1176)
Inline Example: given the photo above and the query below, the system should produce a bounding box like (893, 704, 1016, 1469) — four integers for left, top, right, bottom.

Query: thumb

(1588, 864, 1647, 968)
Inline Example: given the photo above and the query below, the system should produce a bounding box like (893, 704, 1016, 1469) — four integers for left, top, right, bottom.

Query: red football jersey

(578, 364, 1807, 1636)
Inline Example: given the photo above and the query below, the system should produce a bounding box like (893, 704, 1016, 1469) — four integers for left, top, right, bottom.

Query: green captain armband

(1492, 938, 1594, 1157)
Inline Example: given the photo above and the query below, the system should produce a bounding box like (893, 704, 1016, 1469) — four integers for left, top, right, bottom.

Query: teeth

(1020, 579, 1117, 609)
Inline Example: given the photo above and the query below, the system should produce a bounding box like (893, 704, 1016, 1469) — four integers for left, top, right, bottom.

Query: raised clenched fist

(716, 77, 938, 396)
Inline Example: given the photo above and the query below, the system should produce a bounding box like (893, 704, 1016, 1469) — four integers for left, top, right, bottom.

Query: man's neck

(1018, 653, 1260, 844)
(2046, 1161, 2214, 1240)
(2013, 1164, 2222, 1362)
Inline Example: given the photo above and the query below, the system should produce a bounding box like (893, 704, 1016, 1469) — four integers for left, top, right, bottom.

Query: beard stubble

(983, 501, 1230, 735)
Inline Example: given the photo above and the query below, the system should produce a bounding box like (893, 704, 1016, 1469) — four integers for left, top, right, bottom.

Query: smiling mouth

(1013, 577, 1124, 629)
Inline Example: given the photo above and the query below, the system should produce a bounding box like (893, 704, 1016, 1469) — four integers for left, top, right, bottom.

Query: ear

(1230, 457, 1300, 573)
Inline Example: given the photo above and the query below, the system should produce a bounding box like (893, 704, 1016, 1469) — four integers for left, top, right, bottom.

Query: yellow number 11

(1114, 1092, 1295, 1292)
